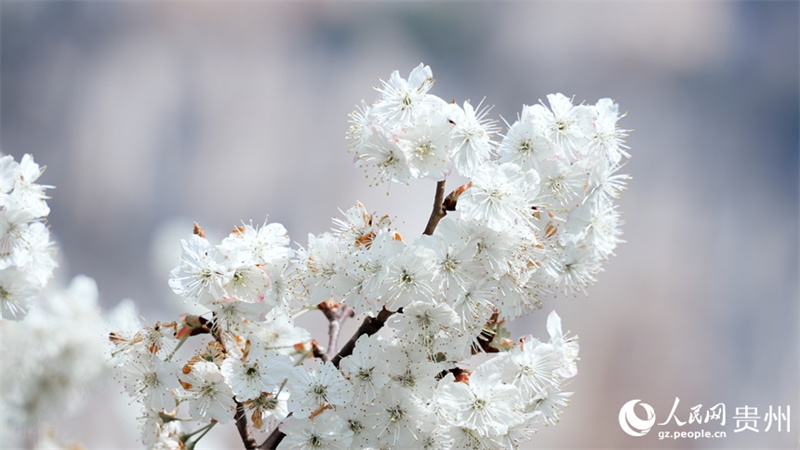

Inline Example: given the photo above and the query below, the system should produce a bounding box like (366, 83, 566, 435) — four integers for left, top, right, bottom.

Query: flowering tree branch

(330, 307, 395, 368)
(207, 320, 259, 450)
(330, 174, 453, 371)
(0, 62, 632, 449)
(94, 63, 631, 450)
(259, 177, 449, 448)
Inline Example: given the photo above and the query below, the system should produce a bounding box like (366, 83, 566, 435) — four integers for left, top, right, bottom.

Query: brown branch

(258, 307, 395, 449)
(422, 180, 447, 236)
(212, 327, 254, 449)
(234, 401, 258, 450)
(259, 180, 447, 449)
(211, 320, 259, 450)
(260, 421, 287, 450)
(330, 307, 394, 368)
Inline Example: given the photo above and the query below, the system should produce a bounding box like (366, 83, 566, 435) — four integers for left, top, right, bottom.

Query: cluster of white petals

(350, 64, 630, 296)
(109, 64, 630, 449)
(0, 153, 57, 320)
(108, 221, 310, 446)
(349, 64, 500, 183)
(1, 276, 109, 427)
(0, 156, 121, 447)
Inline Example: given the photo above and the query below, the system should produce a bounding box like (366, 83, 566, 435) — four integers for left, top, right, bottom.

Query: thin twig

(319, 300, 341, 360)
(327, 305, 354, 359)
(422, 180, 447, 236)
(234, 401, 258, 450)
(185, 422, 217, 450)
(331, 307, 394, 368)
(327, 319, 340, 358)
(318, 301, 354, 360)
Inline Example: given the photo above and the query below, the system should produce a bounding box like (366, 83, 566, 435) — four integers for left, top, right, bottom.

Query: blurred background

(1, 2, 797, 448)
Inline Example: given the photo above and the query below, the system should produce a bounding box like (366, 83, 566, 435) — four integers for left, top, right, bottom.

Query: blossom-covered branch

(0, 154, 57, 320)
(103, 63, 631, 449)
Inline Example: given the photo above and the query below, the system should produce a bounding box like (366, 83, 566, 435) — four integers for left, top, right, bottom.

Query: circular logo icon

(618, 399, 656, 436)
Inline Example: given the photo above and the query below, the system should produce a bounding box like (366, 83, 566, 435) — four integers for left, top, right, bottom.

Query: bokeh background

(1, 2, 797, 448)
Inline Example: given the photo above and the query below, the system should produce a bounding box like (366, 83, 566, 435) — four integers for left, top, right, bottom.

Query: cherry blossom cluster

(0, 154, 112, 446)
(0, 153, 57, 321)
(349, 63, 629, 295)
(109, 63, 630, 449)
(109, 221, 309, 448)
(1, 276, 109, 432)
